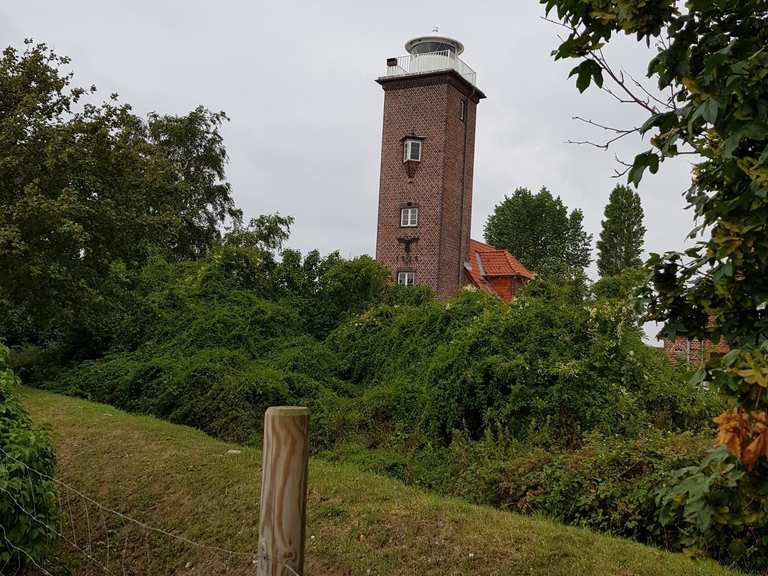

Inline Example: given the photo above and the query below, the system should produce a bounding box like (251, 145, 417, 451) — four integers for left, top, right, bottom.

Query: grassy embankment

(21, 387, 741, 576)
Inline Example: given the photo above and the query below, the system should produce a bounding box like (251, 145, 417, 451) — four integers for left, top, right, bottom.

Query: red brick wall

(487, 276, 528, 301)
(375, 72, 482, 300)
(663, 336, 730, 365)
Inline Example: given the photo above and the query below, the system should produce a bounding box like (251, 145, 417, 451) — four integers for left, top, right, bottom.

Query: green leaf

(712, 261, 734, 281)
(628, 151, 660, 187)
(701, 99, 719, 124)
(569, 59, 602, 93)
(688, 365, 706, 386)
(723, 123, 768, 157)
(640, 111, 677, 135)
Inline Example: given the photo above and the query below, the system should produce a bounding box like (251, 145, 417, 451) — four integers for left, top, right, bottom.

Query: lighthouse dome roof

(404, 35, 464, 56)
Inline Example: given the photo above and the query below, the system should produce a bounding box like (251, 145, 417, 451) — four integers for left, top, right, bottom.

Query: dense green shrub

(447, 430, 709, 544)
(382, 284, 434, 306)
(321, 426, 754, 566)
(657, 447, 768, 571)
(329, 281, 722, 448)
(0, 344, 58, 570)
(277, 250, 390, 338)
(444, 428, 768, 571)
(58, 342, 321, 445)
(48, 240, 387, 445)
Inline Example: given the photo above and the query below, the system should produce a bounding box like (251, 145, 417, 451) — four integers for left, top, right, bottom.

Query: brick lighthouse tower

(375, 35, 485, 300)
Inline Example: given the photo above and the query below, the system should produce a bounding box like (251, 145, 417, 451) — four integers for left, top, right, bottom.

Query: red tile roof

(465, 239, 532, 301)
(468, 239, 532, 278)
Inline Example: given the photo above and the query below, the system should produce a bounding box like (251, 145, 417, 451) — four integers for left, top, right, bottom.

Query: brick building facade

(374, 36, 531, 302)
(663, 336, 730, 365)
(374, 36, 485, 300)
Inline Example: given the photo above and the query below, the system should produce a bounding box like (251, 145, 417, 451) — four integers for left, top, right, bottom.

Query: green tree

(276, 249, 390, 337)
(596, 185, 646, 277)
(484, 186, 592, 273)
(0, 41, 240, 347)
(540, 0, 768, 561)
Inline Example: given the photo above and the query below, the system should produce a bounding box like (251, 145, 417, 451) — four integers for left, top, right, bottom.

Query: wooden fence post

(257, 406, 310, 576)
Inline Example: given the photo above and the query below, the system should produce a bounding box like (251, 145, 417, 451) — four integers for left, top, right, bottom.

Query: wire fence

(0, 445, 300, 576)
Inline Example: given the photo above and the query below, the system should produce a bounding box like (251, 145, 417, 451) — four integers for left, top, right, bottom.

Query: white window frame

(400, 207, 418, 227)
(460, 99, 467, 121)
(403, 139, 422, 162)
(397, 271, 416, 286)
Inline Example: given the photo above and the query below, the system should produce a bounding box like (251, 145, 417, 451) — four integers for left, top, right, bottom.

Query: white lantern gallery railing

(385, 50, 477, 86)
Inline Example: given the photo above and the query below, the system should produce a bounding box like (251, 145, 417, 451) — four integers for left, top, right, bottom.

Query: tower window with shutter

(403, 139, 422, 162)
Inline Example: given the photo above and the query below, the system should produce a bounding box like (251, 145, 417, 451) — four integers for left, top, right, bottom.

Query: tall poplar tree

(596, 185, 645, 277)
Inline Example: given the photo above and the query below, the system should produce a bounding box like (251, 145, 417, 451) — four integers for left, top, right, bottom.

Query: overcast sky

(2, 1, 696, 286)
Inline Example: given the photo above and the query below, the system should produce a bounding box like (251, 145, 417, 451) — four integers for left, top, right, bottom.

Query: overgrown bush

(47, 236, 388, 445)
(0, 343, 58, 571)
(657, 446, 768, 571)
(322, 425, 755, 566)
(329, 280, 722, 448)
(447, 430, 710, 546)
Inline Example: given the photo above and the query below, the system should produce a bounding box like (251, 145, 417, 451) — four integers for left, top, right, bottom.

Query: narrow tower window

(400, 207, 419, 227)
(403, 139, 422, 162)
(397, 271, 416, 286)
(460, 99, 467, 121)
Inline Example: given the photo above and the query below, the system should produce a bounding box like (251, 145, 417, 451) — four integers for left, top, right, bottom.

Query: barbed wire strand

(0, 486, 116, 575)
(0, 524, 55, 576)
(0, 446, 255, 559)
(3, 446, 307, 576)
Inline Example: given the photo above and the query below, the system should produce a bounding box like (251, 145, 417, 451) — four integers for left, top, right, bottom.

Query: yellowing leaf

(714, 408, 749, 460)
(682, 77, 701, 94)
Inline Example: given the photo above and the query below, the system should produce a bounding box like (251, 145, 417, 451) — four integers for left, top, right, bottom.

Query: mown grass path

(21, 387, 741, 576)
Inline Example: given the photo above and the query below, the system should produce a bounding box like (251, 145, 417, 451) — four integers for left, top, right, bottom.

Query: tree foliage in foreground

(0, 41, 240, 348)
(483, 186, 592, 274)
(541, 0, 768, 563)
(597, 185, 646, 277)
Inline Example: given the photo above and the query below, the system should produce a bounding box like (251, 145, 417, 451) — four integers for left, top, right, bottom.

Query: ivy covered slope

(31, 237, 747, 567)
(327, 281, 716, 447)
(20, 386, 741, 576)
(37, 220, 395, 446)
(0, 343, 58, 571)
(323, 280, 768, 570)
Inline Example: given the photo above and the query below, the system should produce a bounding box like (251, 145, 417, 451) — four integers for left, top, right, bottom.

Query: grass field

(20, 387, 742, 576)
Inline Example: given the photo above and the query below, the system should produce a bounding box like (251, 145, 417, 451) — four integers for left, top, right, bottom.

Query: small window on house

(397, 271, 415, 286)
(403, 139, 422, 162)
(460, 99, 467, 121)
(400, 207, 418, 227)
